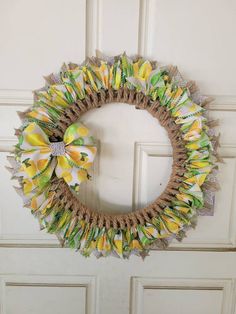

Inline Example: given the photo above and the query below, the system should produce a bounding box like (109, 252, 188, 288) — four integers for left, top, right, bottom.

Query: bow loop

(63, 122, 95, 146)
(20, 123, 50, 150)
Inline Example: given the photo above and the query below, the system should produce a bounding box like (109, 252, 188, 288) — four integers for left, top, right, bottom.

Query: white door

(0, 1, 236, 314)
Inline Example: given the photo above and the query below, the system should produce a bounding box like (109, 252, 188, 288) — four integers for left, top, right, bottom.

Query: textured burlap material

(49, 88, 188, 229)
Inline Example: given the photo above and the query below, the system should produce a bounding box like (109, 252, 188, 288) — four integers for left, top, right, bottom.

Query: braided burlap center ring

(49, 87, 187, 230)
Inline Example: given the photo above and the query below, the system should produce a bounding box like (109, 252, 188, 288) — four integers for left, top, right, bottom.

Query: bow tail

(55, 156, 89, 192)
(33, 157, 57, 189)
(18, 157, 57, 195)
(19, 147, 52, 177)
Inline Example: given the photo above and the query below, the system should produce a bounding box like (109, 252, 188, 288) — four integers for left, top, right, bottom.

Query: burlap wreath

(7, 52, 220, 258)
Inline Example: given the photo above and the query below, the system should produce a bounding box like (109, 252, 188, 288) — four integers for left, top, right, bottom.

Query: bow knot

(17, 121, 97, 194)
(50, 142, 66, 156)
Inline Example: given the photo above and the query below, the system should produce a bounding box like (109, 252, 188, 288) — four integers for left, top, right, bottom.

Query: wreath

(7, 52, 220, 258)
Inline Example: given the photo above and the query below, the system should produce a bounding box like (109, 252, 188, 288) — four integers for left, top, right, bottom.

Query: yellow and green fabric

(9, 52, 218, 258)
(16, 121, 96, 194)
